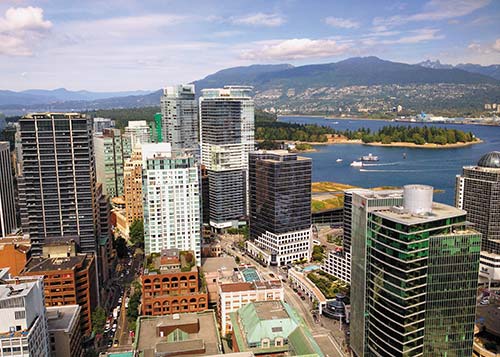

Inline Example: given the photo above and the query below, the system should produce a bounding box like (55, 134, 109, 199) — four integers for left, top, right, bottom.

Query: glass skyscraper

(160, 85, 198, 157)
(247, 150, 312, 266)
(199, 86, 254, 229)
(351, 185, 481, 357)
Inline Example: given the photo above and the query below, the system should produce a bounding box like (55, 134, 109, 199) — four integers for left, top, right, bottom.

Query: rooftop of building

(251, 150, 311, 162)
(201, 257, 237, 274)
(135, 310, 221, 356)
(144, 249, 197, 275)
(0, 234, 31, 253)
(478, 151, 500, 169)
(23, 253, 91, 273)
(126, 120, 148, 128)
(219, 269, 282, 293)
(230, 301, 324, 356)
(46, 305, 80, 332)
(345, 188, 403, 199)
(373, 202, 466, 225)
(21, 112, 85, 119)
(0, 281, 35, 300)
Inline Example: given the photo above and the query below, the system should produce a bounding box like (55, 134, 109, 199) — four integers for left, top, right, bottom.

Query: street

(220, 236, 348, 356)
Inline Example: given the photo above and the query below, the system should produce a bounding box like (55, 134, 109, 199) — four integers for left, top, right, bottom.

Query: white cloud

(324, 17, 360, 29)
(0, 6, 52, 56)
(240, 38, 350, 61)
(0, 6, 52, 32)
(382, 28, 443, 44)
(468, 38, 500, 54)
(231, 13, 285, 27)
(373, 0, 490, 30)
(493, 39, 500, 52)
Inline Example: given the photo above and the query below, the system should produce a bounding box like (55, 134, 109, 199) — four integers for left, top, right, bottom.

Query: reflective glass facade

(361, 211, 480, 357)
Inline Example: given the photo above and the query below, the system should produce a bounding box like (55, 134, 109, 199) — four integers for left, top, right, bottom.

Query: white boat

(359, 153, 379, 161)
(350, 161, 363, 167)
(336, 158, 343, 163)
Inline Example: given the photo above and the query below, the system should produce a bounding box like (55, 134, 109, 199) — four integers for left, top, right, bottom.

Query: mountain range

(417, 60, 500, 81)
(1, 57, 499, 115)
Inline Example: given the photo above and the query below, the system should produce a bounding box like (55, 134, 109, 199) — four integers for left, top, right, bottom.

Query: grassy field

(311, 195, 344, 212)
(312, 181, 356, 192)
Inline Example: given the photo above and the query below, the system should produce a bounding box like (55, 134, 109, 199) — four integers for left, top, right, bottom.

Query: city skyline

(0, 0, 499, 91)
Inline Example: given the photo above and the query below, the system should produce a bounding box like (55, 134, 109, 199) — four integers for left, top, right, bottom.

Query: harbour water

(279, 116, 500, 205)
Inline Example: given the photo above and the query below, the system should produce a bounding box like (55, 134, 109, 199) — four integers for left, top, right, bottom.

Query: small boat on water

(350, 161, 363, 167)
(359, 153, 379, 161)
(403, 152, 407, 159)
(336, 158, 343, 163)
(333, 121, 339, 124)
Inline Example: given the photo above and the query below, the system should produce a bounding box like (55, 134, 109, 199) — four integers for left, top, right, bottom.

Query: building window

(15, 310, 26, 320)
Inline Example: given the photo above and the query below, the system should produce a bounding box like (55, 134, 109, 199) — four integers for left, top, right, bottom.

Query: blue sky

(0, 0, 499, 91)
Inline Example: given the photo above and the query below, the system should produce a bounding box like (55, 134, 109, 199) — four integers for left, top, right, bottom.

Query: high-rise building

(154, 112, 162, 143)
(161, 85, 198, 156)
(124, 120, 150, 152)
(123, 145, 143, 226)
(92, 117, 114, 135)
(246, 150, 312, 266)
(142, 144, 201, 261)
(351, 185, 481, 357)
(199, 86, 254, 229)
(18, 113, 98, 254)
(322, 189, 403, 283)
(22, 240, 98, 337)
(0, 141, 16, 236)
(0, 274, 50, 357)
(93, 128, 124, 197)
(456, 151, 500, 284)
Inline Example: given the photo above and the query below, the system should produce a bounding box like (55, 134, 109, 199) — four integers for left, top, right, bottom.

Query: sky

(0, 0, 499, 92)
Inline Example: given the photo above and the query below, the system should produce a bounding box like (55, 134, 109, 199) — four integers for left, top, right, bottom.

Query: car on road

(480, 299, 489, 305)
(107, 340, 113, 348)
(113, 339, 119, 347)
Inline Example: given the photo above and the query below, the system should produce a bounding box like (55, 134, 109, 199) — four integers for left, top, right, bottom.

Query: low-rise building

(134, 310, 223, 356)
(230, 301, 324, 356)
(46, 305, 83, 357)
(0, 275, 50, 356)
(0, 235, 31, 276)
(201, 257, 237, 306)
(288, 268, 327, 314)
(321, 249, 351, 284)
(21, 240, 98, 337)
(217, 265, 283, 335)
(141, 249, 207, 316)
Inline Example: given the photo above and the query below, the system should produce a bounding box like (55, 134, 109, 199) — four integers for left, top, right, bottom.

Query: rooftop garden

(307, 270, 349, 299)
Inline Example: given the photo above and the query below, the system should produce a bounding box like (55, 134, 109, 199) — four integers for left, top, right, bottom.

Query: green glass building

(351, 185, 481, 357)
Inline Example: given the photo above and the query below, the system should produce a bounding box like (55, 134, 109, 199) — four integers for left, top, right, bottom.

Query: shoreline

(278, 138, 483, 151)
(277, 114, 500, 127)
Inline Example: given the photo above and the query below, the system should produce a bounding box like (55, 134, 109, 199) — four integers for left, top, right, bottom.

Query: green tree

(411, 133, 425, 145)
(91, 306, 106, 334)
(129, 219, 144, 247)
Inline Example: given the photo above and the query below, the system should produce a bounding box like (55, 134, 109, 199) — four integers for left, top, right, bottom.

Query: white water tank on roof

(403, 185, 433, 214)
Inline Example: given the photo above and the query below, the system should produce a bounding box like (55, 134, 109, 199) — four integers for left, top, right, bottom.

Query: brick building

(141, 249, 207, 316)
(21, 240, 98, 336)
